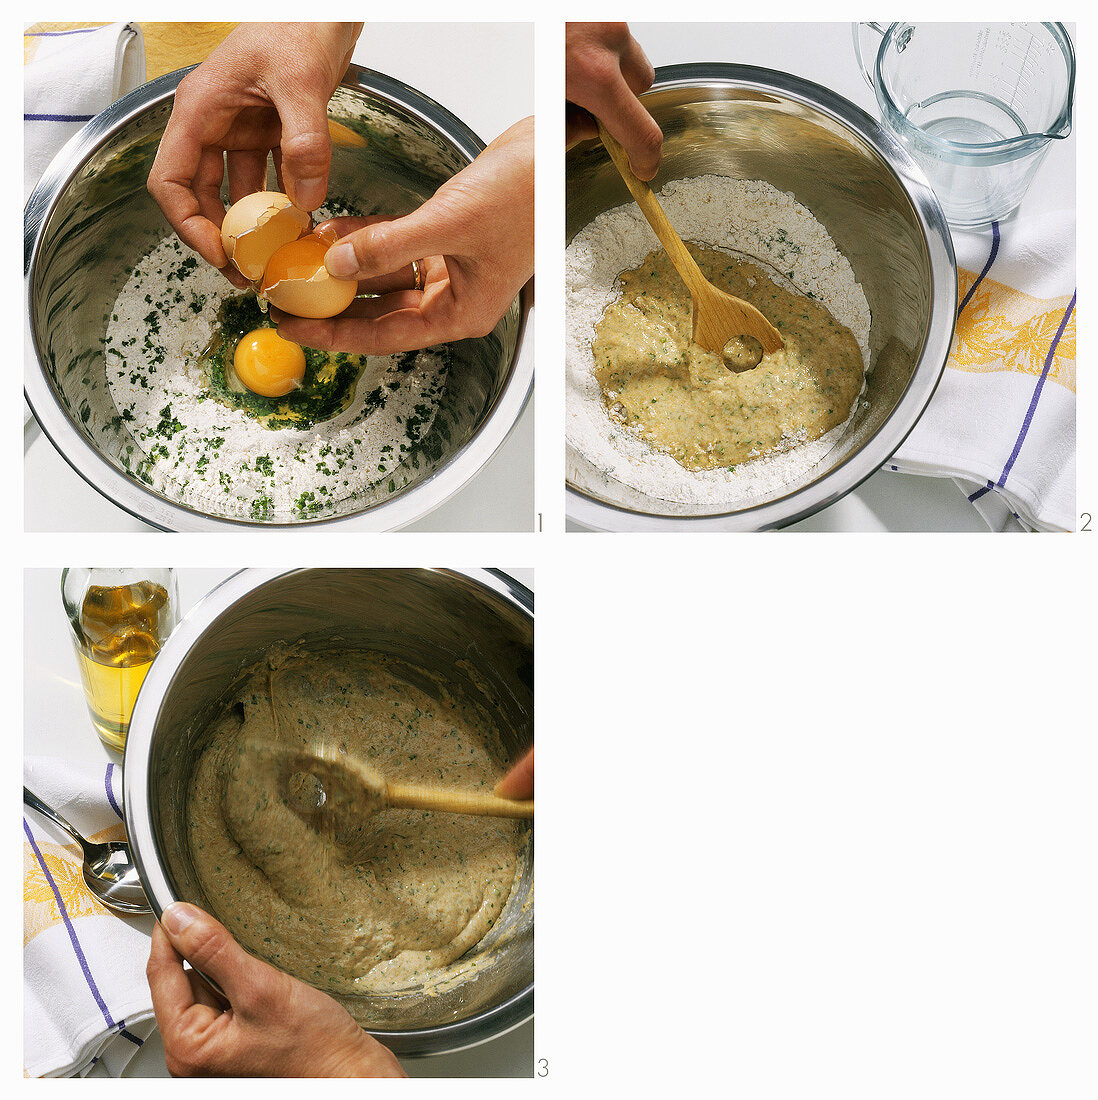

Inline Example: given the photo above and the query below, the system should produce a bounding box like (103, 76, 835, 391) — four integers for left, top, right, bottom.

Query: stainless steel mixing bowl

(123, 568, 533, 1056)
(25, 67, 532, 530)
(567, 64, 957, 531)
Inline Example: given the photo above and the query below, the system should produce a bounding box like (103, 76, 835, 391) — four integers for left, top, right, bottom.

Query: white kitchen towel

(24, 23, 147, 435)
(23, 23, 146, 203)
(890, 211, 1077, 532)
(23, 756, 156, 1078)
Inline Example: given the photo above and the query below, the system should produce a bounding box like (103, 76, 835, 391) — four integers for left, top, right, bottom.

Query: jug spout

(1047, 115, 1073, 141)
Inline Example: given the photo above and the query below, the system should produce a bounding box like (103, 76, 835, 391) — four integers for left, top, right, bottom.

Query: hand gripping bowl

(25, 67, 532, 531)
(566, 64, 957, 531)
(123, 568, 534, 1056)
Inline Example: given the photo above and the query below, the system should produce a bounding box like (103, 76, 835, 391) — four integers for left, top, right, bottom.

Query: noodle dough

(187, 650, 522, 995)
(593, 244, 865, 470)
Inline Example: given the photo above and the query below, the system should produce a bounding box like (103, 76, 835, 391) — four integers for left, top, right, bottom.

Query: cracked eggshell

(260, 232, 359, 319)
(220, 191, 311, 281)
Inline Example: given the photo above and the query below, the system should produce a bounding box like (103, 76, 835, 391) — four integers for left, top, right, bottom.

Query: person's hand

(148, 22, 362, 288)
(147, 902, 406, 1077)
(274, 116, 534, 356)
(565, 22, 662, 180)
(495, 747, 534, 800)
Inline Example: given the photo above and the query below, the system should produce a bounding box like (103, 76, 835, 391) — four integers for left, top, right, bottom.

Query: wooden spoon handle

(597, 121, 709, 301)
(386, 782, 534, 819)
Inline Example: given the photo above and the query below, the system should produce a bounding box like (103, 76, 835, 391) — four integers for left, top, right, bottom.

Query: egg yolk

(262, 234, 330, 286)
(233, 329, 306, 397)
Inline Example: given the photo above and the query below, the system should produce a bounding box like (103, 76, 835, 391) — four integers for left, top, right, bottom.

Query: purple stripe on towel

(24, 113, 95, 123)
(104, 764, 124, 821)
(958, 221, 1001, 317)
(968, 480, 994, 503)
(997, 291, 1076, 489)
(24, 27, 101, 37)
(23, 818, 117, 1030)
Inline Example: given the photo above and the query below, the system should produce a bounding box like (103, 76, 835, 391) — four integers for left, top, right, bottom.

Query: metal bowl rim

(565, 62, 957, 531)
(122, 566, 533, 1054)
(24, 65, 533, 532)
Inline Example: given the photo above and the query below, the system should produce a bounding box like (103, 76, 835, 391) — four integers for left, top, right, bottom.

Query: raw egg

(221, 192, 311, 281)
(233, 328, 307, 397)
(260, 230, 358, 319)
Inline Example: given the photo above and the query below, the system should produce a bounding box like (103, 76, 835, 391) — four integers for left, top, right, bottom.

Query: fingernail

(292, 177, 325, 212)
(162, 902, 198, 936)
(325, 241, 357, 278)
(221, 265, 249, 290)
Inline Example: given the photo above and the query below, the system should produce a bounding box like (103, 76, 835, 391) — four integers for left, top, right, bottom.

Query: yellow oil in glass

(72, 581, 167, 751)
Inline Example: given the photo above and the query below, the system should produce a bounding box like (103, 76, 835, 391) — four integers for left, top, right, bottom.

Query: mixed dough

(593, 244, 865, 471)
(187, 648, 523, 996)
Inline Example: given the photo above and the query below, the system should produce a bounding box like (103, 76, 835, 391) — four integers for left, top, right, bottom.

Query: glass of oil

(61, 569, 179, 752)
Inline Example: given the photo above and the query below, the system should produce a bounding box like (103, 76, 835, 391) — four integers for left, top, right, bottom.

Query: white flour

(102, 235, 449, 522)
(566, 176, 872, 508)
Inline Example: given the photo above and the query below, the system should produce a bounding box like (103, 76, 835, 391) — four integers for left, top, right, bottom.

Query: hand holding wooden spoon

(597, 120, 784, 371)
(249, 738, 535, 822)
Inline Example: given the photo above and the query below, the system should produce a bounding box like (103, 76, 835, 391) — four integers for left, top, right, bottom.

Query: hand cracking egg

(260, 227, 359, 319)
(220, 192, 311, 282)
(233, 328, 307, 397)
(217, 191, 355, 319)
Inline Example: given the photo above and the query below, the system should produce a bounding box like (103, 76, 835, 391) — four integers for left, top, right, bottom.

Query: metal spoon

(23, 786, 152, 914)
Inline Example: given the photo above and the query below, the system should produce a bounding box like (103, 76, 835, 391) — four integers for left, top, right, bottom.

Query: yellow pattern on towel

(950, 267, 1076, 393)
(23, 825, 127, 945)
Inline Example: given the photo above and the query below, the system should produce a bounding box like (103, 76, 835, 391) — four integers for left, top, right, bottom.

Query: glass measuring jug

(853, 23, 1074, 228)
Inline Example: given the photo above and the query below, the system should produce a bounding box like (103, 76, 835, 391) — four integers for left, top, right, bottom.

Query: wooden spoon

(597, 121, 784, 371)
(249, 738, 534, 821)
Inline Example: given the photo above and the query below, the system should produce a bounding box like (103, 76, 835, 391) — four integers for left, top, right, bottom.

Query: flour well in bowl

(102, 234, 450, 522)
(566, 176, 872, 507)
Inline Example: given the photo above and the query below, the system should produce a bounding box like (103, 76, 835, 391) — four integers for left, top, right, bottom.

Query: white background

(17, 11, 1096, 1094)
(535, 16, 1092, 1098)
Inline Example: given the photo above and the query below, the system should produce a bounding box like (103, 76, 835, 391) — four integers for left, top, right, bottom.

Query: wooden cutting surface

(24, 22, 238, 78)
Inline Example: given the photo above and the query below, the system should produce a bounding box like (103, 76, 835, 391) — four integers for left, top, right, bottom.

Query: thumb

(272, 95, 333, 212)
(325, 202, 453, 281)
(160, 902, 271, 1004)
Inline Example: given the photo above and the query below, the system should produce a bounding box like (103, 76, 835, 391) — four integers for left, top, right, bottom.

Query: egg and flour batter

(103, 233, 449, 521)
(187, 648, 524, 999)
(594, 244, 865, 470)
(567, 176, 873, 507)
